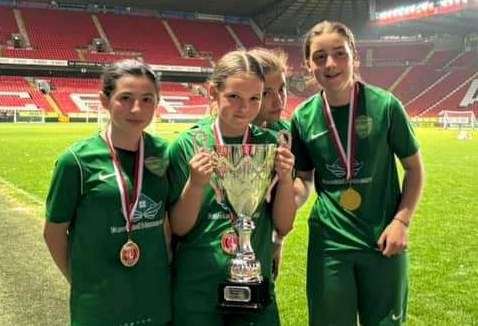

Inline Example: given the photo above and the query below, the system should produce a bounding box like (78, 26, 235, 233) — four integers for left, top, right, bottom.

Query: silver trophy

(212, 143, 277, 311)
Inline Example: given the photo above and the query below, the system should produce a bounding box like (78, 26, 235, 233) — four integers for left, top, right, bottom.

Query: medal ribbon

(213, 119, 251, 146)
(105, 125, 144, 233)
(322, 83, 358, 181)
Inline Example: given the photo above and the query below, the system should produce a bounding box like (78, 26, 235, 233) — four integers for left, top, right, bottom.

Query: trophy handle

(277, 130, 292, 149)
(192, 129, 209, 152)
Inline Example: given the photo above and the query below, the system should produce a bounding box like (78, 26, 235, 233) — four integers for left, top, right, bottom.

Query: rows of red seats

(360, 66, 405, 89)
(427, 49, 460, 68)
(393, 65, 444, 104)
(0, 76, 52, 111)
(230, 24, 262, 49)
(407, 68, 476, 116)
(168, 19, 237, 60)
(0, 7, 17, 44)
(423, 75, 478, 117)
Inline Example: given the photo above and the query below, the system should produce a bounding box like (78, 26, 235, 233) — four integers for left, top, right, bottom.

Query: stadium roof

(36, 0, 478, 37)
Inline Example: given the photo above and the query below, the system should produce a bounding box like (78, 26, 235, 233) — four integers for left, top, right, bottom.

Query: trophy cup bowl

(212, 143, 277, 312)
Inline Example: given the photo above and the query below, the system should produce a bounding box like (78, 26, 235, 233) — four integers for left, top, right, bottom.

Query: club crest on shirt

(326, 159, 363, 178)
(145, 155, 168, 177)
(355, 115, 373, 139)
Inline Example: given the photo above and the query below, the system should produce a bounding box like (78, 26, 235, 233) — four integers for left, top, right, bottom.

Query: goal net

(439, 110, 475, 129)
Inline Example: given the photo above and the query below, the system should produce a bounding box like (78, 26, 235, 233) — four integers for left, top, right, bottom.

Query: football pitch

(0, 123, 476, 325)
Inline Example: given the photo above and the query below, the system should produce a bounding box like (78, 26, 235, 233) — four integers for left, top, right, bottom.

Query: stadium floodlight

(374, 0, 468, 23)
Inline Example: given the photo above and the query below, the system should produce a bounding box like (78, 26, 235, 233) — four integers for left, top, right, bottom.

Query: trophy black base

(218, 279, 270, 313)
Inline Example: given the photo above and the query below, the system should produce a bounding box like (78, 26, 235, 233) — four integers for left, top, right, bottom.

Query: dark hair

(303, 20, 358, 62)
(209, 50, 265, 90)
(101, 59, 159, 98)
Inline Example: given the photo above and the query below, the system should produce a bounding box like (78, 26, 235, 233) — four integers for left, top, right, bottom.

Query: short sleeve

(167, 134, 194, 206)
(291, 114, 314, 172)
(388, 95, 420, 159)
(45, 149, 82, 223)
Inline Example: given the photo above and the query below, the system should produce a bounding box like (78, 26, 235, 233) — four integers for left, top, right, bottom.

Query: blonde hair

(209, 50, 265, 90)
(249, 47, 288, 75)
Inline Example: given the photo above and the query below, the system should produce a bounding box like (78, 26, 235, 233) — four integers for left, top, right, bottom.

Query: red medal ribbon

(213, 119, 251, 154)
(105, 126, 144, 233)
(322, 82, 359, 181)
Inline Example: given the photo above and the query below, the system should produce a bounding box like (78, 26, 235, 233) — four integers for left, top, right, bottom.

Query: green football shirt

(46, 133, 174, 325)
(291, 83, 419, 251)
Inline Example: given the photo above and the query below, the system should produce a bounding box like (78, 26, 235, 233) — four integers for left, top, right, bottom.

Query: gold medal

(120, 239, 140, 267)
(340, 187, 362, 211)
(221, 230, 238, 256)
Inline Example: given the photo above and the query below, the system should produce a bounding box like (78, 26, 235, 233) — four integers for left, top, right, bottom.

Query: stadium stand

(0, 7, 18, 45)
(0, 76, 52, 112)
(97, 14, 210, 66)
(426, 49, 461, 68)
(167, 18, 238, 60)
(4, 8, 97, 60)
(393, 65, 444, 104)
(228, 24, 262, 49)
(360, 66, 406, 89)
(0, 5, 477, 121)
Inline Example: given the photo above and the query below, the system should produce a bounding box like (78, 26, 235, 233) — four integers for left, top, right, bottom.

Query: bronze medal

(340, 187, 362, 211)
(120, 239, 140, 267)
(221, 230, 238, 255)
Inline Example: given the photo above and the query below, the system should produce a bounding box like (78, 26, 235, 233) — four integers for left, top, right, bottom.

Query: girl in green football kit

(44, 60, 174, 325)
(290, 21, 425, 325)
(168, 50, 296, 326)
(249, 47, 291, 280)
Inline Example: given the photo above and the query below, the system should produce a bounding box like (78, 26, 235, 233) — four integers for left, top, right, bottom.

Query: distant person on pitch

(291, 21, 424, 325)
(44, 60, 175, 325)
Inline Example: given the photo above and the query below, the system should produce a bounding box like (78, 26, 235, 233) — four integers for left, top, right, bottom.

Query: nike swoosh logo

(310, 130, 329, 140)
(99, 172, 116, 181)
(391, 312, 402, 321)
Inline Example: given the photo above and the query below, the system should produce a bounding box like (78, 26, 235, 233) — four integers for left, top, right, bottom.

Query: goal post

(439, 110, 475, 130)
(0, 107, 46, 123)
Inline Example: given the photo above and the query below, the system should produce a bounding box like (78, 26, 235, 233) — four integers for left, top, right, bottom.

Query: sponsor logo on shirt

(110, 193, 164, 234)
(322, 159, 371, 185)
(208, 212, 229, 220)
(325, 159, 363, 179)
(132, 194, 163, 222)
(119, 317, 153, 325)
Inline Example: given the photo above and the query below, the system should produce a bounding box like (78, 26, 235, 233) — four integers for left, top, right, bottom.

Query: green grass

(0, 124, 477, 325)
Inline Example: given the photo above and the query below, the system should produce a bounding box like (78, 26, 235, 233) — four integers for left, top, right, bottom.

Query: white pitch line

(0, 176, 43, 206)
